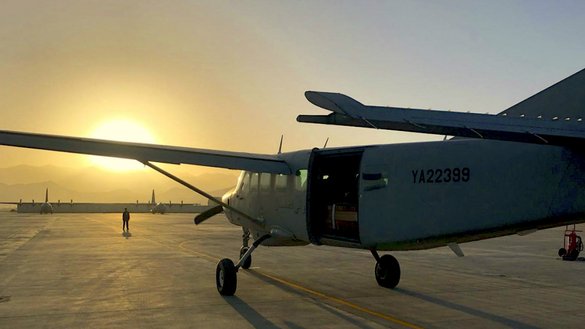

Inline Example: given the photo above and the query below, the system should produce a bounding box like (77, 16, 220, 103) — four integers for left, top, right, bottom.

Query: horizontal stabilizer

(0, 130, 291, 174)
(298, 91, 585, 147)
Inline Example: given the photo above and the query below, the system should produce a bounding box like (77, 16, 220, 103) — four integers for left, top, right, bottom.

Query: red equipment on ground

(558, 225, 583, 261)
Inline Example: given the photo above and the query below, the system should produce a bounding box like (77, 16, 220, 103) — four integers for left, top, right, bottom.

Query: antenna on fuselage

(323, 137, 329, 148)
(278, 135, 284, 154)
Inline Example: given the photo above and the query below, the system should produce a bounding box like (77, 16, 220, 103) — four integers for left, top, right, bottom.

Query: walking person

(122, 208, 130, 232)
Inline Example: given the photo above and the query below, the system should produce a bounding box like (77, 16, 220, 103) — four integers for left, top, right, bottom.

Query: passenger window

(275, 174, 287, 191)
(296, 169, 308, 191)
(260, 173, 271, 191)
(362, 172, 388, 191)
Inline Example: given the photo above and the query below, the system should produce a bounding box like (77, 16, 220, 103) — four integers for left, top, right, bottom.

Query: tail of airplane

(499, 68, 585, 119)
(45, 188, 48, 203)
(151, 189, 156, 205)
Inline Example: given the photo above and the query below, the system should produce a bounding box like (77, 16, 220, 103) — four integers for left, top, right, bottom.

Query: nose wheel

(216, 258, 237, 295)
(215, 234, 271, 296)
(371, 250, 401, 289)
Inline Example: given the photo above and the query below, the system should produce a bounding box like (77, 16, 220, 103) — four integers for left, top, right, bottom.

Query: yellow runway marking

(256, 270, 424, 329)
(178, 240, 423, 329)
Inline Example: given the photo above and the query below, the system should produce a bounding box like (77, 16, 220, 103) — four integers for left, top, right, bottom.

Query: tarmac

(1, 212, 585, 328)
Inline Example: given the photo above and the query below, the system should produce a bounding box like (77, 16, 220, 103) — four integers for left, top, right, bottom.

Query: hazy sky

(1, 0, 584, 171)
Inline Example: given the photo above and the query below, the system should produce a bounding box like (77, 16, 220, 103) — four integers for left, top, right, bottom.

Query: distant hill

(0, 165, 238, 204)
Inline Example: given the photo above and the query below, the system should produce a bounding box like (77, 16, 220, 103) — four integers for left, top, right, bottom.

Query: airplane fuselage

(224, 139, 585, 251)
(39, 202, 53, 214)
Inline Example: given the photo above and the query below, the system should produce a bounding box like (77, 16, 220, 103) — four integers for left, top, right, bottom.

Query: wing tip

(304, 91, 364, 116)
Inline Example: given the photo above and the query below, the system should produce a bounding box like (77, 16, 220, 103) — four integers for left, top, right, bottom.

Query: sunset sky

(1, 0, 584, 173)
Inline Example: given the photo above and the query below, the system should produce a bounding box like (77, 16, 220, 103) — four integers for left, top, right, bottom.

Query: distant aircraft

(1, 188, 54, 214)
(2, 68, 585, 296)
(150, 189, 167, 214)
(39, 188, 53, 214)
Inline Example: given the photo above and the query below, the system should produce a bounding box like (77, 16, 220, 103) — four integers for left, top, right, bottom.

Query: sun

(88, 119, 157, 172)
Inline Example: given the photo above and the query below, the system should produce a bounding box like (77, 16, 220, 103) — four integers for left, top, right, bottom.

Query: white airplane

(1, 68, 585, 296)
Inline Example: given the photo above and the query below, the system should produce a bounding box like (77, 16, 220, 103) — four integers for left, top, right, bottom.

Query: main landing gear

(371, 249, 401, 289)
(216, 233, 271, 296)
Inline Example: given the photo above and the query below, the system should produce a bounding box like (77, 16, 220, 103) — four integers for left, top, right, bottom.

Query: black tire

(558, 248, 567, 257)
(568, 249, 580, 261)
(240, 247, 252, 269)
(216, 258, 237, 296)
(375, 254, 401, 289)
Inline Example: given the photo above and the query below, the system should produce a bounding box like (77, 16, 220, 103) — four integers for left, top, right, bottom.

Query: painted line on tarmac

(255, 270, 423, 329)
(178, 240, 218, 262)
(178, 240, 423, 329)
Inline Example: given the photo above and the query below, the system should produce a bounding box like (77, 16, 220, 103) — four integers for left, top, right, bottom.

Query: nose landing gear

(240, 227, 252, 269)
(215, 233, 271, 296)
(216, 259, 237, 295)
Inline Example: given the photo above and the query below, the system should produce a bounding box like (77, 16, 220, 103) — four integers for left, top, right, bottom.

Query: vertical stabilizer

(499, 68, 585, 119)
(45, 188, 48, 203)
(151, 189, 156, 205)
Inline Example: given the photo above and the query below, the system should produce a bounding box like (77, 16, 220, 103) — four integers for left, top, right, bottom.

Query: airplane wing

(0, 130, 291, 174)
(297, 91, 585, 147)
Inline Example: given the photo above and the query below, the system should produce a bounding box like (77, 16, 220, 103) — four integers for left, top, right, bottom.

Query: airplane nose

(222, 191, 233, 206)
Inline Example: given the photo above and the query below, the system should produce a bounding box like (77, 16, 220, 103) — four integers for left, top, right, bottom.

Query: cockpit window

(241, 172, 250, 193)
(250, 173, 259, 192)
(237, 172, 246, 191)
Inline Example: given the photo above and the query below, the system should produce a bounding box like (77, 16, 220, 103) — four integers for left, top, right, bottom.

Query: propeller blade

(194, 205, 223, 225)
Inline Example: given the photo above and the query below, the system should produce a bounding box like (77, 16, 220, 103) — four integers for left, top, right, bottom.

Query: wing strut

(141, 161, 263, 228)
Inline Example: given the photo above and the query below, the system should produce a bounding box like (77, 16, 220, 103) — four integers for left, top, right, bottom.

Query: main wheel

(558, 248, 567, 257)
(375, 254, 401, 289)
(240, 247, 252, 269)
(216, 258, 237, 295)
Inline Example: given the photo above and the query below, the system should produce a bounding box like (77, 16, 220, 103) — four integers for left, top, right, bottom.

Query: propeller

(194, 205, 223, 225)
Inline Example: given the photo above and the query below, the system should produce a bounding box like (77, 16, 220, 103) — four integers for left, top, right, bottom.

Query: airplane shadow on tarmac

(395, 288, 540, 329)
(243, 270, 379, 329)
(225, 295, 281, 329)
